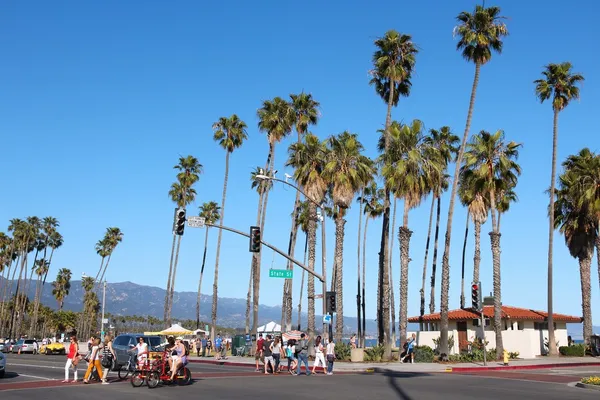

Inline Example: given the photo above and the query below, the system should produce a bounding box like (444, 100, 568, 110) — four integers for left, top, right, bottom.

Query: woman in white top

(270, 336, 282, 374)
(311, 335, 326, 375)
(83, 338, 102, 384)
(326, 338, 336, 375)
(135, 337, 149, 368)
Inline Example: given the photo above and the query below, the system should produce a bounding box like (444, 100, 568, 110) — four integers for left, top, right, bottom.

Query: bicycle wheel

(176, 367, 191, 386)
(130, 371, 145, 387)
(146, 371, 160, 389)
(118, 365, 131, 380)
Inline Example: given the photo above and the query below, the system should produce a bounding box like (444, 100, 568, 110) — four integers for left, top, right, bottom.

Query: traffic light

(249, 226, 261, 252)
(175, 208, 186, 236)
(326, 291, 336, 314)
(471, 281, 482, 310)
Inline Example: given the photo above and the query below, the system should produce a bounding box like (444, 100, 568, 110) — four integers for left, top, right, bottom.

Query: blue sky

(1, 0, 598, 325)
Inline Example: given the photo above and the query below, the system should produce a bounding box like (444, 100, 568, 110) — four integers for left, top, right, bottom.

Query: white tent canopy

(192, 329, 207, 335)
(158, 324, 194, 336)
(257, 321, 281, 333)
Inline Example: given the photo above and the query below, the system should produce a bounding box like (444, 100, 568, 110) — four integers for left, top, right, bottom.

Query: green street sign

(269, 269, 293, 279)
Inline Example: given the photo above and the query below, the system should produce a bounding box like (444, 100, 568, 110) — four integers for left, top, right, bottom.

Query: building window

(517, 321, 523, 330)
(534, 322, 557, 330)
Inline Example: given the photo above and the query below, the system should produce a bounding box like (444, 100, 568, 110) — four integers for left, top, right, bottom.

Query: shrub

(508, 351, 520, 360)
(334, 342, 352, 361)
(413, 345, 435, 363)
(581, 376, 600, 386)
(559, 344, 585, 357)
(444, 348, 496, 363)
(364, 345, 385, 362)
(432, 335, 455, 354)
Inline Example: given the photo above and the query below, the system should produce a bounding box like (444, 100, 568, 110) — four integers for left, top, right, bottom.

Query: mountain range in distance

(2, 278, 591, 337)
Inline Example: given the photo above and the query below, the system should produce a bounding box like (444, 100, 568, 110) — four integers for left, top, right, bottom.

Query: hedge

(559, 344, 585, 357)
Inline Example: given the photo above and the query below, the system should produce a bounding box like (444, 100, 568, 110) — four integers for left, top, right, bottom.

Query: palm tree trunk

(245, 264, 253, 334)
(429, 196, 442, 314)
(282, 190, 302, 332)
(578, 252, 593, 344)
(212, 151, 231, 339)
(420, 195, 435, 318)
(168, 235, 182, 325)
(362, 218, 369, 348)
(440, 61, 481, 358)
(9, 251, 27, 340)
(321, 212, 328, 337)
(399, 201, 412, 351)
(98, 253, 112, 286)
(42, 246, 56, 286)
(473, 219, 481, 283)
(307, 203, 318, 346)
(196, 227, 210, 329)
(334, 215, 345, 342)
(94, 256, 105, 283)
(596, 234, 600, 293)
(389, 199, 397, 347)
(377, 77, 395, 359)
(297, 233, 308, 330)
(248, 188, 265, 334)
(546, 109, 560, 356)
(488, 188, 504, 360)
(164, 233, 177, 324)
(356, 190, 364, 346)
(460, 212, 470, 309)
(28, 274, 43, 337)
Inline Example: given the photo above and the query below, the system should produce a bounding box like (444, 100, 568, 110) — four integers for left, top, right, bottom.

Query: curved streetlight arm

(255, 175, 322, 211)
(205, 223, 324, 282)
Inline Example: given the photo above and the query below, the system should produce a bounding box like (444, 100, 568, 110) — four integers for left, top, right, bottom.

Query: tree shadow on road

(374, 370, 432, 400)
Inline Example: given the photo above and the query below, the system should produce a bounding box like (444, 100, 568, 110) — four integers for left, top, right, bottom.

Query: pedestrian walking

(285, 339, 297, 375)
(254, 333, 264, 372)
(201, 336, 207, 357)
(206, 337, 212, 356)
(195, 337, 202, 356)
(311, 335, 326, 375)
(270, 336, 282, 374)
(101, 335, 116, 384)
(326, 338, 336, 375)
(63, 335, 80, 383)
(402, 333, 416, 363)
(263, 335, 274, 375)
(83, 338, 102, 384)
(350, 334, 357, 349)
(295, 333, 310, 376)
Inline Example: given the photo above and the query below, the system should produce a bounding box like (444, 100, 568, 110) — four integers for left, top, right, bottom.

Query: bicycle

(118, 351, 138, 380)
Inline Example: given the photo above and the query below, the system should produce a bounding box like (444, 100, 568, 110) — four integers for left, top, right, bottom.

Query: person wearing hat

(169, 337, 186, 381)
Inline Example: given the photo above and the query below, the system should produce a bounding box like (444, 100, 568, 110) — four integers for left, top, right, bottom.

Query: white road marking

(9, 363, 65, 370)
(15, 374, 56, 381)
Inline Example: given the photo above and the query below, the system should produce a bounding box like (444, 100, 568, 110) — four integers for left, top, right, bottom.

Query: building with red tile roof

(406, 305, 581, 359)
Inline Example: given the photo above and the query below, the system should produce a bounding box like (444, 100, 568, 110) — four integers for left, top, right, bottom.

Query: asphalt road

(2, 354, 599, 399)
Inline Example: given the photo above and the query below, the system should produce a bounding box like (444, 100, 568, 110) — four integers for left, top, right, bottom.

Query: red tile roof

(408, 305, 582, 323)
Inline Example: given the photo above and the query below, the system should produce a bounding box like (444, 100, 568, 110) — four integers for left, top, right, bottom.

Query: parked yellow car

(39, 342, 66, 355)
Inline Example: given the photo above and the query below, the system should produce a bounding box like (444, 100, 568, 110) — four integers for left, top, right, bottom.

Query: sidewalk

(188, 354, 600, 373)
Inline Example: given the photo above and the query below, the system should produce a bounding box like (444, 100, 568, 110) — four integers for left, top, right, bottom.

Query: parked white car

(0, 351, 6, 378)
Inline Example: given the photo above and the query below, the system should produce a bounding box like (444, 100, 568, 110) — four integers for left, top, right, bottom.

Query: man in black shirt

(262, 335, 274, 374)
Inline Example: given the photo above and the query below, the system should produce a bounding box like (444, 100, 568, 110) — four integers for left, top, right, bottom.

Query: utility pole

(101, 281, 106, 342)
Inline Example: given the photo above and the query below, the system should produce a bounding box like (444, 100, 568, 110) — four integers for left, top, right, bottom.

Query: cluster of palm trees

(0, 216, 63, 339)
(168, 3, 593, 362)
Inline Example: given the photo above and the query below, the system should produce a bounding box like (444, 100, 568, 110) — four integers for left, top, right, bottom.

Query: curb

(576, 382, 600, 391)
(451, 361, 600, 372)
(188, 359, 253, 368)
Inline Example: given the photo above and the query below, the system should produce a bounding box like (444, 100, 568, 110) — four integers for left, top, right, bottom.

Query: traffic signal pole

(205, 223, 325, 282)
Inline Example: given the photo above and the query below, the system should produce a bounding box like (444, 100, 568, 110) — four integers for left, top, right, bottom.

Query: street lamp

(254, 173, 329, 338)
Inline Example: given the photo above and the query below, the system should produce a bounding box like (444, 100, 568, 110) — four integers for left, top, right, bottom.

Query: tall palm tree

(295, 200, 311, 330)
(534, 62, 584, 356)
(164, 156, 202, 325)
(253, 98, 294, 336)
(380, 120, 438, 347)
(282, 93, 320, 333)
(439, 5, 508, 357)
(211, 114, 248, 338)
(370, 29, 418, 358)
(287, 134, 328, 342)
(80, 276, 95, 339)
(246, 167, 274, 334)
(422, 127, 459, 315)
(97, 227, 123, 285)
(52, 268, 72, 310)
(358, 183, 385, 347)
(323, 132, 373, 342)
(462, 130, 521, 359)
(554, 154, 597, 343)
(196, 201, 221, 330)
(28, 258, 49, 337)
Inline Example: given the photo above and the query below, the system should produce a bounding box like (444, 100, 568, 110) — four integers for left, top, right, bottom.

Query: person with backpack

(326, 337, 336, 375)
(285, 339, 297, 375)
(262, 335, 274, 375)
(100, 335, 116, 385)
(295, 333, 310, 376)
